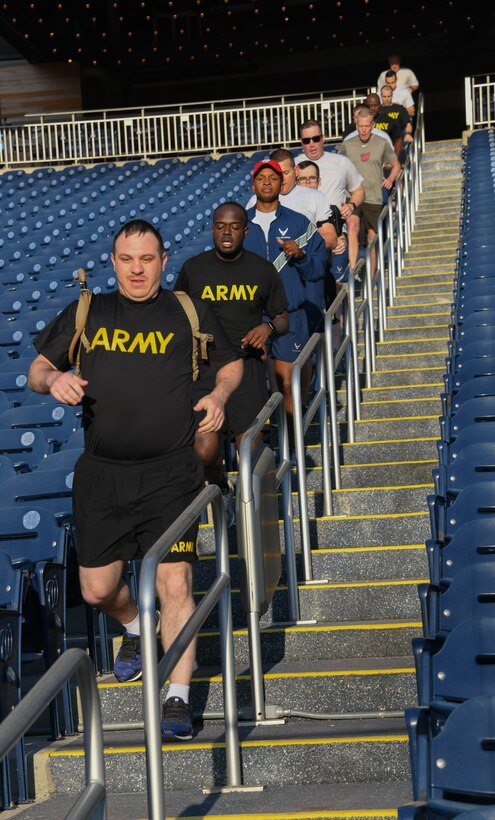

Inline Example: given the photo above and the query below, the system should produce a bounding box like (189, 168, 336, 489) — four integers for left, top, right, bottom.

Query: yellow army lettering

(387, 112, 399, 120)
(374, 121, 388, 131)
(200, 284, 258, 301)
(170, 540, 195, 553)
(91, 328, 175, 354)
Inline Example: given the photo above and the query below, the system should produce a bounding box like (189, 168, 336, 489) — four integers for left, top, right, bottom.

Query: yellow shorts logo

(170, 540, 195, 553)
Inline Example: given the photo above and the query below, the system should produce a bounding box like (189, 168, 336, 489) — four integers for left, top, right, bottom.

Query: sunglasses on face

(301, 135, 323, 144)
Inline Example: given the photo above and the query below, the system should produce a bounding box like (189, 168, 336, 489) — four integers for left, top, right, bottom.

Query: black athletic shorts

(73, 447, 204, 568)
(195, 356, 269, 439)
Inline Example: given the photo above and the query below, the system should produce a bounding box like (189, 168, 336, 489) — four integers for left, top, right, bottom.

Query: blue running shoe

(161, 696, 193, 741)
(113, 633, 142, 682)
(114, 610, 160, 683)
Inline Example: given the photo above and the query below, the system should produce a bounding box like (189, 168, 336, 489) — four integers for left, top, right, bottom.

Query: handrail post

(139, 484, 241, 820)
(0, 649, 106, 820)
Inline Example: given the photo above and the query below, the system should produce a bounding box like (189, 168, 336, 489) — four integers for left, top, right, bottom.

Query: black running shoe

(161, 696, 193, 741)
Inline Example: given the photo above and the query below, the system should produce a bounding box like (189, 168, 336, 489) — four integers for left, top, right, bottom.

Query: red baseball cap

(252, 159, 283, 178)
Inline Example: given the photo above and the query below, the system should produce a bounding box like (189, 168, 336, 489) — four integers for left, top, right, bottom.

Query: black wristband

(266, 321, 276, 337)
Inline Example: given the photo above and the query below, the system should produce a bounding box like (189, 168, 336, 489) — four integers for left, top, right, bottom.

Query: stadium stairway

(12, 139, 463, 820)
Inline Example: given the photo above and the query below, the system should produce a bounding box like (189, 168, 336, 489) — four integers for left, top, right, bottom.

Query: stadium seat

(0, 403, 80, 450)
(405, 695, 495, 810)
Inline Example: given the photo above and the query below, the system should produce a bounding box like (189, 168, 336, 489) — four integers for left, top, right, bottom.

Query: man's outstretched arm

(28, 354, 88, 405)
(194, 359, 244, 434)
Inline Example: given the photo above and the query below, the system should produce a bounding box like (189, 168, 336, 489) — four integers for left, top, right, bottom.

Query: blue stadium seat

(405, 695, 495, 810)
(0, 404, 80, 450)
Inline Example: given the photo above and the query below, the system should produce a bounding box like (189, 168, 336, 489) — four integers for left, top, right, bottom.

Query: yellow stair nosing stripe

(371, 366, 444, 372)
(300, 578, 427, 590)
(377, 352, 446, 358)
(190, 668, 414, 683)
(375, 338, 448, 344)
(342, 436, 437, 444)
(147, 811, 400, 820)
(46, 734, 409, 757)
(361, 383, 442, 390)
(361, 396, 440, 405)
(199, 619, 423, 638)
(333, 483, 433, 493)
(342, 458, 436, 467)
(354, 414, 438, 422)
(316, 510, 429, 521)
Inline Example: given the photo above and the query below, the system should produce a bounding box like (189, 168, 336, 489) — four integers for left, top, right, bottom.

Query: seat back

(431, 695, 495, 801)
(0, 468, 74, 522)
(0, 403, 80, 449)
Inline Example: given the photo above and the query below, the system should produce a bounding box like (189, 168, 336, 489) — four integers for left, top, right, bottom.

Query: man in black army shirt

(28, 219, 243, 741)
(175, 202, 288, 524)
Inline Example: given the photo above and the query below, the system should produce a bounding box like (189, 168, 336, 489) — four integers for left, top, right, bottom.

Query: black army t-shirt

(34, 288, 238, 460)
(175, 249, 287, 359)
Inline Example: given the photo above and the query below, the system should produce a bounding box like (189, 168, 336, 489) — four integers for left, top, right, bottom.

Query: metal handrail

(238, 391, 298, 722)
(239, 391, 298, 622)
(138, 483, 240, 820)
(292, 332, 332, 582)
(0, 648, 106, 820)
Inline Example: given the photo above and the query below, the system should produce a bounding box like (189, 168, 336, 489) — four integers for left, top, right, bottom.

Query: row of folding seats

(399, 129, 495, 818)
(0, 154, 252, 293)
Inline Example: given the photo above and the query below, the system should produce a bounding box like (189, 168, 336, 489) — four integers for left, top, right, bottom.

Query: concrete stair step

(396, 272, 455, 285)
(37, 718, 410, 795)
(413, 211, 461, 224)
(358, 381, 443, 399)
(386, 301, 452, 315)
(197, 506, 430, 553)
(7, 780, 414, 820)
(386, 311, 450, 327)
(192, 576, 426, 628)
(357, 395, 441, 418)
(389, 293, 452, 306)
(380, 325, 449, 339)
(195, 543, 427, 592)
(374, 338, 448, 355)
(195, 617, 423, 665)
(290, 484, 431, 518)
(301, 460, 435, 487)
(374, 351, 446, 370)
(350, 415, 439, 441)
(394, 282, 454, 296)
(94, 657, 416, 727)
(424, 139, 463, 153)
(361, 366, 444, 386)
(294, 578, 424, 623)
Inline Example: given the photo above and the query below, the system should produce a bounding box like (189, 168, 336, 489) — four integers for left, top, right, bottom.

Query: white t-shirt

(246, 184, 331, 226)
(391, 86, 414, 109)
(293, 150, 364, 208)
(377, 67, 419, 91)
(251, 209, 277, 241)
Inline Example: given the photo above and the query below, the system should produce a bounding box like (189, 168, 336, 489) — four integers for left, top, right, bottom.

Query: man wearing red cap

(243, 159, 328, 452)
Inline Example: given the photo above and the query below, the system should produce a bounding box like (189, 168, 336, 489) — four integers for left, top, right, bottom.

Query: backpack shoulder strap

(68, 268, 93, 377)
(173, 291, 214, 381)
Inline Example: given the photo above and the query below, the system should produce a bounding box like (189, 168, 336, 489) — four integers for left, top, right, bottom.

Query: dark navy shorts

(73, 447, 204, 568)
(270, 307, 309, 363)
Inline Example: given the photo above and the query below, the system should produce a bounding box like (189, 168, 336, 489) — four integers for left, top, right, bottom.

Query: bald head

(365, 94, 381, 116)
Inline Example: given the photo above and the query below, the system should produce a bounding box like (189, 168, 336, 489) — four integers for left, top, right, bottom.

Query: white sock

(167, 683, 190, 704)
(122, 610, 140, 636)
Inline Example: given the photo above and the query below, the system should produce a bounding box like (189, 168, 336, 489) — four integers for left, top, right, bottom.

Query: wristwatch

(266, 321, 276, 337)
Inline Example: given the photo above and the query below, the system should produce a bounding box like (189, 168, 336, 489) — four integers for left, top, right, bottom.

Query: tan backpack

(68, 270, 212, 381)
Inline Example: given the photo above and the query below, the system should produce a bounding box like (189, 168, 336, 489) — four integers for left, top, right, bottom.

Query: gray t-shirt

(293, 150, 363, 208)
(338, 134, 397, 205)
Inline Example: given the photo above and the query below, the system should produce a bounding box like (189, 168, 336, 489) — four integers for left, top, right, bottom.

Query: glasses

(297, 175, 318, 184)
(301, 135, 323, 144)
